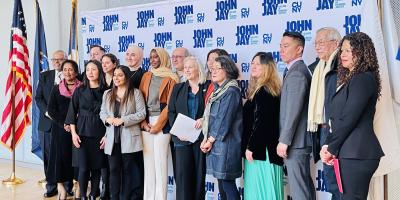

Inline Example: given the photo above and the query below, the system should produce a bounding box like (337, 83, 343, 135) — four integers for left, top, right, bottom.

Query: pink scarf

(59, 79, 81, 97)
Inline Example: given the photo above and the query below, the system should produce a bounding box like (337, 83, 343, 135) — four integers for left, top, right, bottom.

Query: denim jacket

(206, 86, 243, 180)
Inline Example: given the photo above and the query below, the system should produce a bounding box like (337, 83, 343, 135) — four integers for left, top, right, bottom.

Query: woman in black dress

(65, 60, 107, 200)
(47, 60, 81, 200)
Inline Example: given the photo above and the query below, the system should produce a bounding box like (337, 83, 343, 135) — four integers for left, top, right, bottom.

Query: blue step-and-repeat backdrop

(80, 0, 387, 199)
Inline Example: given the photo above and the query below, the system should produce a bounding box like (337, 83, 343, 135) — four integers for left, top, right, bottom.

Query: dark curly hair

(337, 32, 381, 96)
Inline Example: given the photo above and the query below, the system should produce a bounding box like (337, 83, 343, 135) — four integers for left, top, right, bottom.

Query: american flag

(1, 0, 32, 150)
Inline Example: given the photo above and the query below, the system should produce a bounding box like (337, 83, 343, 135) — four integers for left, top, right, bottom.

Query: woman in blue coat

(201, 55, 243, 200)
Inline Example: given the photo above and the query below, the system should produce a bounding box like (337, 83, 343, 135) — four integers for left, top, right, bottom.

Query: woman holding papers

(200, 55, 243, 200)
(320, 32, 384, 200)
(139, 48, 178, 200)
(241, 52, 284, 200)
(100, 66, 146, 200)
(168, 56, 209, 200)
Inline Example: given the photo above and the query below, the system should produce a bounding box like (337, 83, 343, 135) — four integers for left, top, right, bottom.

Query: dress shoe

(67, 190, 74, 197)
(43, 190, 58, 198)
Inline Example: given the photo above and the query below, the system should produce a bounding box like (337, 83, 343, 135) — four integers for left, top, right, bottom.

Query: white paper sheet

(170, 113, 201, 143)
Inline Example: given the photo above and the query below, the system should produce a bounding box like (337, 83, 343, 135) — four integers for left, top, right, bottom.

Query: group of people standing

(36, 27, 384, 200)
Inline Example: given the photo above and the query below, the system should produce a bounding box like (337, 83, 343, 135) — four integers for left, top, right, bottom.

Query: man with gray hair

(308, 27, 342, 200)
(171, 47, 189, 82)
(36, 50, 74, 198)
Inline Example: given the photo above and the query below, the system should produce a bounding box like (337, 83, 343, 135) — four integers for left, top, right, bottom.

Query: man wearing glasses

(171, 47, 189, 82)
(35, 50, 73, 198)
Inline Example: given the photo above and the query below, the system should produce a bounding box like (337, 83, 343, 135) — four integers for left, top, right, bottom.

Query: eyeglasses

(51, 58, 66, 62)
(211, 67, 223, 72)
(313, 39, 336, 47)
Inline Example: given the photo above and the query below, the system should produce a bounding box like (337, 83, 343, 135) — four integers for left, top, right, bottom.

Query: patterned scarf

(202, 79, 239, 140)
(59, 79, 81, 98)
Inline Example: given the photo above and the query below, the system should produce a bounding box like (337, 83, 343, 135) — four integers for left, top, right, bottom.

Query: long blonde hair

(247, 52, 281, 100)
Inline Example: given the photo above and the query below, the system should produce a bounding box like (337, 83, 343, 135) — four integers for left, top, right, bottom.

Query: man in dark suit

(277, 32, 315, 200)
(35, 50, 72, 198)
(308, 27, 342, 200)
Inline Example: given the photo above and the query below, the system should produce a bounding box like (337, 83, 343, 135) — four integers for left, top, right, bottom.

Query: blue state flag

(32, 0, 49, 160)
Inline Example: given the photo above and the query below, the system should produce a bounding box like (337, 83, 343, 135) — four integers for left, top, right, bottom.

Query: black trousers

(340, 158, 380, 200)
(39, 130, 57, 193)
(79, 169, 101, 197)
(101, 165, 110, 198)
(108, 144, 144, 200)
(174, 140, 205, 200)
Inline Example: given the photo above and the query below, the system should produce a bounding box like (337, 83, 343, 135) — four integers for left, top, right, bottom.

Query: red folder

(333, 158, 343, 193)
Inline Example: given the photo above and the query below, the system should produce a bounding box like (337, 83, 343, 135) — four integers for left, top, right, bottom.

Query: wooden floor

(0, 161, 70, 200)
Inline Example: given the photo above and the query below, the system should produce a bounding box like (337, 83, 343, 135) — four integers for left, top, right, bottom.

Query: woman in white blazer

(100, 65, 146, 200)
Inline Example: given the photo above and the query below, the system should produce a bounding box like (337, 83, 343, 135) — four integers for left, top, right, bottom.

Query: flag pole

(2, 67, 24, 186)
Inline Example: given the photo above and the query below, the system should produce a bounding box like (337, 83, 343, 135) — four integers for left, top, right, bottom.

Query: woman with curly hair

(320, 32, 384, 200)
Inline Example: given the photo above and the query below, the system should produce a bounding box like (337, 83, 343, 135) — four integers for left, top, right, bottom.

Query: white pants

(142, 116, 171, 200)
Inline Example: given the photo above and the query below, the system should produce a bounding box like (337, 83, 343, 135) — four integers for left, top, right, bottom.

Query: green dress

(244, 149, 284, 200)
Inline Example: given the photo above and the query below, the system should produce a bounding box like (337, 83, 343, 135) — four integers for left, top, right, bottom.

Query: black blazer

(168, 81, 209, 145)
(242, 87, 283, 166)
(326, 72, 384, 159)
(35, 70, 56, 132)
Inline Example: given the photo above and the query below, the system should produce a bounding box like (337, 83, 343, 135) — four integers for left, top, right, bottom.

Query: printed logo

(174, 5, 194, 25)
(316, 0, 345, 10)
(352, 0, 362, 6)
(103, 14, 119, 31)
(141, 57, 150, 71)
(86, 38, 101, 53)
(263, 33, 273, 44)
(262, 0, 288, 16)
(81, 17, 87, 32)
(344, 14, 361, 34)
(137, 10, 155, 28)
(292, 1, 303, 13)
(236, 24, 259, 46)
(285, 19, 313, 41)
(241, 7, 250, 18)
(118, 35, 135, 53)
(230, 53, 238, 63)
(215, 0, 238, 21)
(154, 32, 173, 50)
(193, 28, 213, 48)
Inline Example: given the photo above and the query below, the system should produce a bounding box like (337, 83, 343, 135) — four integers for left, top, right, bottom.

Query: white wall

(0, 0, 164, 164)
